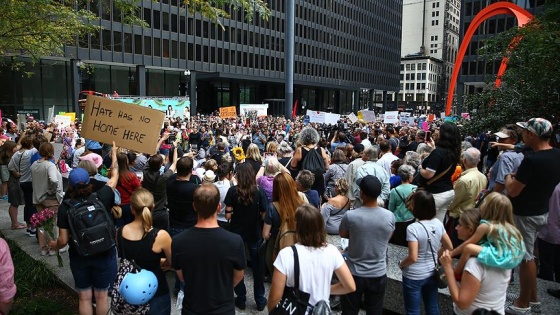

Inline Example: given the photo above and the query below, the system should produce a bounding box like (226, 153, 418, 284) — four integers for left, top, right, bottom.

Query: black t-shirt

(142, 169, 174, 212)
(419, 147, 455, 194)
(57, 185, 115, 255)
(224, 187, 267, 242)
(172, 227, 246, 315)
(511, 148, 560, 216)
(166, 174, 199, 228)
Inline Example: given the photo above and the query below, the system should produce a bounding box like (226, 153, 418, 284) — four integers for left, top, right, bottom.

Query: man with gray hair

(352, 146, 390, 208)
(447, 147, 487, 245)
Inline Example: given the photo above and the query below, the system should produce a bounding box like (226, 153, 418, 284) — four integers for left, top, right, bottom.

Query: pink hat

(79, 153, 103, 168)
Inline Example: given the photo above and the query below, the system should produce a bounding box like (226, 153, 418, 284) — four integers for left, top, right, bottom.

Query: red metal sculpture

(446, 2, 533, 116)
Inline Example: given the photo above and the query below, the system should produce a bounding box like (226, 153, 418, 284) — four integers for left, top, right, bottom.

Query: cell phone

(425, 131, 432, 142)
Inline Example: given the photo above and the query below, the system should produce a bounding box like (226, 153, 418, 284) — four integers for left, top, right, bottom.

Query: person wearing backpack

(49, 143, 119, 315)
(290, 127, 329, 200)
(267, 204, 356, 313)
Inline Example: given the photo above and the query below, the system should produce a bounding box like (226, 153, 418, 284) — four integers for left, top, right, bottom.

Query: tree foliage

(0, 0, 269, 65)
(460, 1, 560, 136)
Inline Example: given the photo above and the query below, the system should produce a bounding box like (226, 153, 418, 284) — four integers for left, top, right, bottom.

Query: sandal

(11, 223, 27, 230)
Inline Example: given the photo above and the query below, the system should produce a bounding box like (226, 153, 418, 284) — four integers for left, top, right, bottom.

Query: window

(411, 64, 415, 70)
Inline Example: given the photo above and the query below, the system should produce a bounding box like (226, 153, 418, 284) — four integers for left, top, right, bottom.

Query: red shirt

(117, 171, 141, 205)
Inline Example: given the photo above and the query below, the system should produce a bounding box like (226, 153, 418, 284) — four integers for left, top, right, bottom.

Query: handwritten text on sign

(82, 95, 165, 154)
(219, 106, 237, 119)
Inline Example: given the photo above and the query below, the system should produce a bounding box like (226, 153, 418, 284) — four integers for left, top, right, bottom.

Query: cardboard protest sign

(384, 111, 399, 124)
(81, 95, 165, 155)
(219, 106, 237, 119)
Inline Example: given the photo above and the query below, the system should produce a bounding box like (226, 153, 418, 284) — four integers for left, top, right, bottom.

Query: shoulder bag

(418, 222, 447, 289)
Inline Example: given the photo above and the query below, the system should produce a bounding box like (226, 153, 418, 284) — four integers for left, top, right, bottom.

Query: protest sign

(358, 110, 376, 122)
(81, 95, 165, 154)
(348, 113, 358, 124)
(240, 104, 268, 117)
(219, 106, 237, 119)
(461, 112, 470, 120)
(59, 112, 76, 122)
(384, 111, 399, 124)
(427, 114, 435, 122)
(306, 110, 325, 123)
(324, 113, 341, 125)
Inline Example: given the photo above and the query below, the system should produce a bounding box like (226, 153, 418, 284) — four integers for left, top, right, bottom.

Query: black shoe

(257, 303, 266, 311)
(548, 288, 560, 299)
(235, 299, 246, 310)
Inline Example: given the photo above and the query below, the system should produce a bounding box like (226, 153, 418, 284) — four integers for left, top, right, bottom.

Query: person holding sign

(115, 152, 141, 227)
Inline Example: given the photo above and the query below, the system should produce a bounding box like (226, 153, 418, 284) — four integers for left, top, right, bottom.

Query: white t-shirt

(453, 258, 510, 315)
(274, 243, 344, 305)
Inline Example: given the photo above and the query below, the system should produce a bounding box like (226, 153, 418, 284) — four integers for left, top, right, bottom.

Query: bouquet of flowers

(30, 209, 63, 267)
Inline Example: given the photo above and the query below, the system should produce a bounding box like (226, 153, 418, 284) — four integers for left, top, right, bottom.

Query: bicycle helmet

(119, 269, 158, 305)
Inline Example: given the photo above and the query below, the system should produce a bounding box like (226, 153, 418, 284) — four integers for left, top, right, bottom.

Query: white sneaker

(505, 304, 531, 315)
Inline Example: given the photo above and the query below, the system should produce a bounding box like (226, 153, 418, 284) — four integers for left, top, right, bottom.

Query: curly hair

(299, 127, 319, 145)
(437, 122, 461, 165)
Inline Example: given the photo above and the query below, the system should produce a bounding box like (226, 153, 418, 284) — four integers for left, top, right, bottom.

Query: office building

(0, 0, 403, 120)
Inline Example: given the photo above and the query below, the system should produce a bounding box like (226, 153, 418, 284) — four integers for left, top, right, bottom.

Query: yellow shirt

(448, 167, 488, 218)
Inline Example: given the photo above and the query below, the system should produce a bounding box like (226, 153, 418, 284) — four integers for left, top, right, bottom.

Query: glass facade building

(0, 0, 403, 120)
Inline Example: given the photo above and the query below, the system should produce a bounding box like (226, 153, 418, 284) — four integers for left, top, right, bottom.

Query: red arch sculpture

(446, 2, 533, 116)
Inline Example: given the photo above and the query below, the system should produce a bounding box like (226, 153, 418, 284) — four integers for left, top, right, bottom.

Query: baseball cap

(79, 153, 103, 168)
(69, 168, 90, 188)
(516, 118, 553, 138)
(494, 128, 518, 141)
(357, 175, 382, 199)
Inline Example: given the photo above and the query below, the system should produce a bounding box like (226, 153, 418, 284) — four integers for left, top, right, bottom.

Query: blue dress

(477, 219, 525, 269)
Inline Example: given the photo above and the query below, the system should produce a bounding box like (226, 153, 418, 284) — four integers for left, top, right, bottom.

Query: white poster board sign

(384, 111, 399, 124)
(359, 110, 376, 122)
(54, 115, 72, 130)
(324, 113, 341, 125)
(348, 113, 358, 124)
(306, 110, 326, 123)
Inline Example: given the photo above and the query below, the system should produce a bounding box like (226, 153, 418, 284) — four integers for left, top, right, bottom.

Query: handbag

(269, 246, 311, 315)
(418, 222, 447, 289)
(110, 229, 152, 315)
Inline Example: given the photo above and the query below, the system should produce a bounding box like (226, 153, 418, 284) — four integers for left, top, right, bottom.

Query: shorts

(0, 165, 9, 183)
(514, 214, 548, 261)
(7, 176, 24, 206)
(70, 249, 117, 291)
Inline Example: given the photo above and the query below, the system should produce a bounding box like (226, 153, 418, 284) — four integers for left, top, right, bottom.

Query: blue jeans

(234, 239, 266, 306)
(147, 293, 171, 315)
(169, 227, 187, 293)
(402, 275, 439, 315)
(342, 274, 387, 315)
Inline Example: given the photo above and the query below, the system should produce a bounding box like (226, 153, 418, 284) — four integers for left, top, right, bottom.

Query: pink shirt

(0, 238, 16, 302)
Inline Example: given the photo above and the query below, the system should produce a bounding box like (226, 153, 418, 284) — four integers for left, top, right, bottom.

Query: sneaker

(505, 303, 531, 315)
(27, 228, 37, 237)
(1, 194, 8, 200)
(531, 302, 541, 314)
(505, 294, 540, 313)
(59, 244, 69, 254)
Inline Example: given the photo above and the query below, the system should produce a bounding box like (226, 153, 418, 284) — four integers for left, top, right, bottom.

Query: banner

(306, 110, 325, 123)
(116, 97, 190, 119)
(219, 106, 237, 119)
(324, 113, 341, 125)
(240, 104, 268, 118)
(81, 95, 165, 154)
(383, 111, 399, 124)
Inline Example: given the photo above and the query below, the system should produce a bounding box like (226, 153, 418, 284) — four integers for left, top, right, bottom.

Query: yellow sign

(81, 96, 165, 154)
(59, 112, 76, 122)
(219, 106, 237, 119)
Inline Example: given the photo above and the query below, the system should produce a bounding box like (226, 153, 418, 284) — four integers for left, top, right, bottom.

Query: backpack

(65, 193, 116, 256)
(301, 147, 325, 174)
(273, 202, 297, 261)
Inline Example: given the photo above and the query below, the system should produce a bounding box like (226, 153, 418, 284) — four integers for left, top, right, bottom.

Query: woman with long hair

(262, 172, 306, 274)
(417, 122, 461, 221)
(31, 143, 63, 256)
(399, 190, 453, 315)
(243, 143, 263, 174)
(267, 204, 356, 311)
(117, 188, 172, 314)
(224, 163, 268, 311)
(116, 152, 141, 227)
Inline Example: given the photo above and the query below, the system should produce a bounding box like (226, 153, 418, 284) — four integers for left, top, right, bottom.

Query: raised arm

(106, 142, 119, 190)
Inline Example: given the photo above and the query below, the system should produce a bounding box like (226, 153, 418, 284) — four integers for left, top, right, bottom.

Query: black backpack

(301, 147, 325, 174)
(65, 193, 116, 256)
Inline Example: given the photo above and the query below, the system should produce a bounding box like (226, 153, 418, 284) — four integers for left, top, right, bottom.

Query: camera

(166, 132, 177, 144)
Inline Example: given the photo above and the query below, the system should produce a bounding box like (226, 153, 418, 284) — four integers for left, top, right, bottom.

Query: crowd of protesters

(1, 111, 560, 315)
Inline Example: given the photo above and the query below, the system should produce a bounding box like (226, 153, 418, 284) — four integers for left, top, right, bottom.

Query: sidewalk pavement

(3, 198, 560, 314)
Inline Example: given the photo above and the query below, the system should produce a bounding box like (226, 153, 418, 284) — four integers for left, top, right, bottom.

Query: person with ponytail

(117, 187, 172, 314)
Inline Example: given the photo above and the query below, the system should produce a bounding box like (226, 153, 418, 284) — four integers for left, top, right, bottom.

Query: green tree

(460, 1, 560, 136)
(0, 0, 269, 65)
